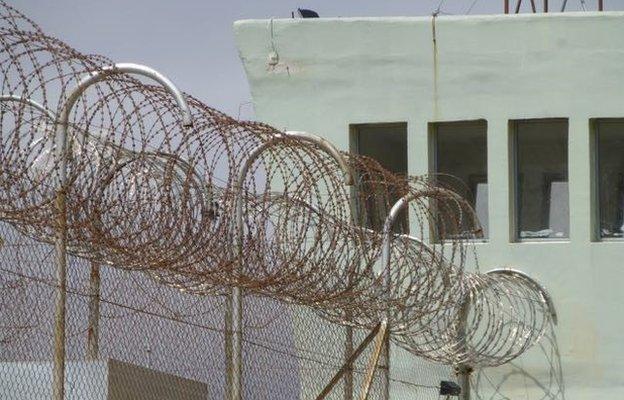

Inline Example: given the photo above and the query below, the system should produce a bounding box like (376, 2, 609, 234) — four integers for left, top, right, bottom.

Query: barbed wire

(0, 0, 555, 384)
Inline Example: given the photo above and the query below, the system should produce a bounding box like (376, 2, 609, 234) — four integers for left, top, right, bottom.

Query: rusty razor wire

(0, 2, 559, 399)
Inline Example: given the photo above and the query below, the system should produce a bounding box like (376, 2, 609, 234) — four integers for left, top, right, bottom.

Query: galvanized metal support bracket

(316, 320, 388, 400)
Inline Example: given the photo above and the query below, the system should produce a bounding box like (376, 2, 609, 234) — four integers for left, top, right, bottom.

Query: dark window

(432, 120, 488, 239)
(595, 119, 624, 239)
(513, 119, 569, 240)
(351, 123, 408, 232)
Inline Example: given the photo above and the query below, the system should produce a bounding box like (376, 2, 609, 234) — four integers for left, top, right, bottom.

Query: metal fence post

(344, 325, 354, 400)
(457, 298, 471, 400)
(86, 262, 101, 360)
(232, 131, 353, 400)
(49, 63, 192, 400)
(52, 187, 68, 400)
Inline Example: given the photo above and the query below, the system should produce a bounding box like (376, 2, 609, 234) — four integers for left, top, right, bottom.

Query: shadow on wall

(472, 320, 565, 400)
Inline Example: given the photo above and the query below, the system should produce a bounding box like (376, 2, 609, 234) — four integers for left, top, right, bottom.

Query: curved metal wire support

(0, 95, 56, 120)
(285, 131, 354, 185)
(49, 62, 194, 400)
(58, 63, 193, 130)
(486, 267, 558, 325)
(228, 130, 353, 400)
(0, 5, 560, 393)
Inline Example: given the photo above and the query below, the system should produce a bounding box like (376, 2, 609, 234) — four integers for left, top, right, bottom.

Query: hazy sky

(14, 0, 616, 119)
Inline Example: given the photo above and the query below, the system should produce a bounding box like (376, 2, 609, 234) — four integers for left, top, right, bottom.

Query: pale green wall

(234, 12, 624, 398)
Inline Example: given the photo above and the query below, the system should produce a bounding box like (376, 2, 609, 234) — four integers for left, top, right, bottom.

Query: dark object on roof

(439, 380, 461, 396)
(298, 8, 319, 18)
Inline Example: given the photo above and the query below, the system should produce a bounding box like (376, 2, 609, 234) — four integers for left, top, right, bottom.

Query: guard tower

(235, 9, 624, 399)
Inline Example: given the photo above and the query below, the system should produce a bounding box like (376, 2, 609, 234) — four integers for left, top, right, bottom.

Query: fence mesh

(0, 220, 456, 399)
(0, 1, 565, 397)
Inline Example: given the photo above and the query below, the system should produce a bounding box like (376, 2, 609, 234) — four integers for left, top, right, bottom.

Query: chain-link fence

(0, 1, 565, 398)
(1, 220, 459, 399)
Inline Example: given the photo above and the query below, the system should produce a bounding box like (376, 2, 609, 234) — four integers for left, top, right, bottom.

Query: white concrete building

(234, 11, 624, 399)
(0, 359, 208, 399)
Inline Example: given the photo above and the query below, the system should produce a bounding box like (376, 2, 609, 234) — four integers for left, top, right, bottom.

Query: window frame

(428, 119, 489, 243)
(349, 122, 409, 233)
(592, 118, 624, 241)
(510, 118, 570, 242)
